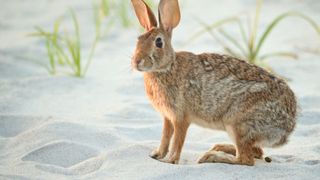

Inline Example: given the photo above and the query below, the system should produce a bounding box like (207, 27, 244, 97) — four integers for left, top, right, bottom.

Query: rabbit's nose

(135, 59, 141, 65)
(137, 59, 145, 66)
(132, 58, 145, 71)
(136, 59, 145, 70)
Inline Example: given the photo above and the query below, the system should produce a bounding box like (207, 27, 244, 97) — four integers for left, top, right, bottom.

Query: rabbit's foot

(252, 146, 263, 159)
(150, 149, 178, 164)
(211, 144, 263, 159)
(198, 150, 254, 166)
(159, 157, 179, 164)
(150, 149, 167, 160)
(198, 150, 235, 164)
(211, 144, 236, 156)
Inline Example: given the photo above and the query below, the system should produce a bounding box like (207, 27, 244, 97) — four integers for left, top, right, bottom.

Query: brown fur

(131, 0, 297, 165)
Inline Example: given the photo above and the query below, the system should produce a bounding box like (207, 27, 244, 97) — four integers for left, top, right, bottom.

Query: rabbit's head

(131, 0, 180, 72)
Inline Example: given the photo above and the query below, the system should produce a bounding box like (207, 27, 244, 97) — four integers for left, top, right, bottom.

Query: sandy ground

(0, 0, 319, 179)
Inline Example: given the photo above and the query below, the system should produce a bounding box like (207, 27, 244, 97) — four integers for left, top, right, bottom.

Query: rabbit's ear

(158, 0, 181, 34)
(131, 0, 157, 31)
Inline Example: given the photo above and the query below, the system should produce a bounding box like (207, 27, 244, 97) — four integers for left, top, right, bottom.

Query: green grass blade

(53, 18, 61, 34)
(52, 19, 65, 65)
(53, 37, 72, 66)
(217, 28, 248, 58)
(253, 11, 320, 60)
(33, 26, 57, 73)
(224, 47, 242, 58)
(93, 2, 102, 38)
(101, 0, 111, 17)
(237, 20, 248, 46)
(248, 0, 263, 54)
(65, 37, 78, 73)
(183, 16, 240, 46)
(33, 21, 65, 66)
(83, 37, 98, 76)
(194, 19, 232, 49)
(260, 52, 298, 60)
(45, 38, 56, 74)
(118, 0, 131, 28)
(70, 9, 82, 76)
(29, 26, 52, 37)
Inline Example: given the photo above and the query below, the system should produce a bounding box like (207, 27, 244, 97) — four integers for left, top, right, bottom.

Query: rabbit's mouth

(132, 56, 154, 72)
(132, 53, 173, 72)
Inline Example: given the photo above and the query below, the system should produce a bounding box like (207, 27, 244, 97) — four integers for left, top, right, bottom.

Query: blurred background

(0, 0, 319, 78)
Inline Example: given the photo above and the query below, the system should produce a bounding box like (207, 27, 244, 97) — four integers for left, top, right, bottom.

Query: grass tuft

(187, 0, 320, 70)
(30, 1, 113, 77)
(29, 0, 159, 77)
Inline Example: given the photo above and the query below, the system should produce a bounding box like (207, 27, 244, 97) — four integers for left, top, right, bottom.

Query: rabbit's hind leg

(209, 144, 263, 159)
(252, 146, 263, 159)
(211, 144, 236, 156)
(198, 142, 256, 166)
(198, 126, 258, 165)
(197, 150, 237, 164)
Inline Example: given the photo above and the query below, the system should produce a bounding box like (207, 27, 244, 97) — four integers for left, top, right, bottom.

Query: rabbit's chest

(144, 79, 181, 120)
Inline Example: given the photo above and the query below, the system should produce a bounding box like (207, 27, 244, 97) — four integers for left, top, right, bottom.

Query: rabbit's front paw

(149, 149, 167, 160)
(197, 150, 232, 164)
(160, 157, 179, 164)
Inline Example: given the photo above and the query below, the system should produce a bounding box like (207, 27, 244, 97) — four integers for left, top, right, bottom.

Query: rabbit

(131, 0, 297, 166)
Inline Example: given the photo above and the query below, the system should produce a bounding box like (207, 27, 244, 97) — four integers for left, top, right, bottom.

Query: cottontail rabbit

(131, 0, 297, 165)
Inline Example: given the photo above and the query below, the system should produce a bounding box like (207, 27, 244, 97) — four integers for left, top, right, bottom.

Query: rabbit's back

(182, 52, 296, 146)
(180, 53, 295, 115)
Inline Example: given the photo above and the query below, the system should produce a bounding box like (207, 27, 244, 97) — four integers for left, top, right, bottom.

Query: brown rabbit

(131, 0, 297, 165)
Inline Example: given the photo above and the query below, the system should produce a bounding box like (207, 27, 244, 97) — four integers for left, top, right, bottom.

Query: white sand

(0, 0, 319, 179)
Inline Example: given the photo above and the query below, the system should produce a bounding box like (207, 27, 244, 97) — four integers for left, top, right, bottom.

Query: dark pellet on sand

(265, 156, 272, 163)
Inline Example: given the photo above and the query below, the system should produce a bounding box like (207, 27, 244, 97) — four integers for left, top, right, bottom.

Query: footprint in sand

(0, 115, 49, 137)
(271, 154, 320, 165)
(305, 160, 320, 165)
(22, 141, 99, 168)
(269, 155, 295, 163)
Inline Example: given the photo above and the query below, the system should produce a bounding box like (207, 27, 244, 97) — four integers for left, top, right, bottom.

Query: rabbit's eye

(155, 37, 163, 48)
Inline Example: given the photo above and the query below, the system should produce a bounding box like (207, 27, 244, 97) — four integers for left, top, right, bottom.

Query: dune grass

(30, 1, 110, 77)
(29, 0, 159, 77)
(186, 0, 320, 70)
